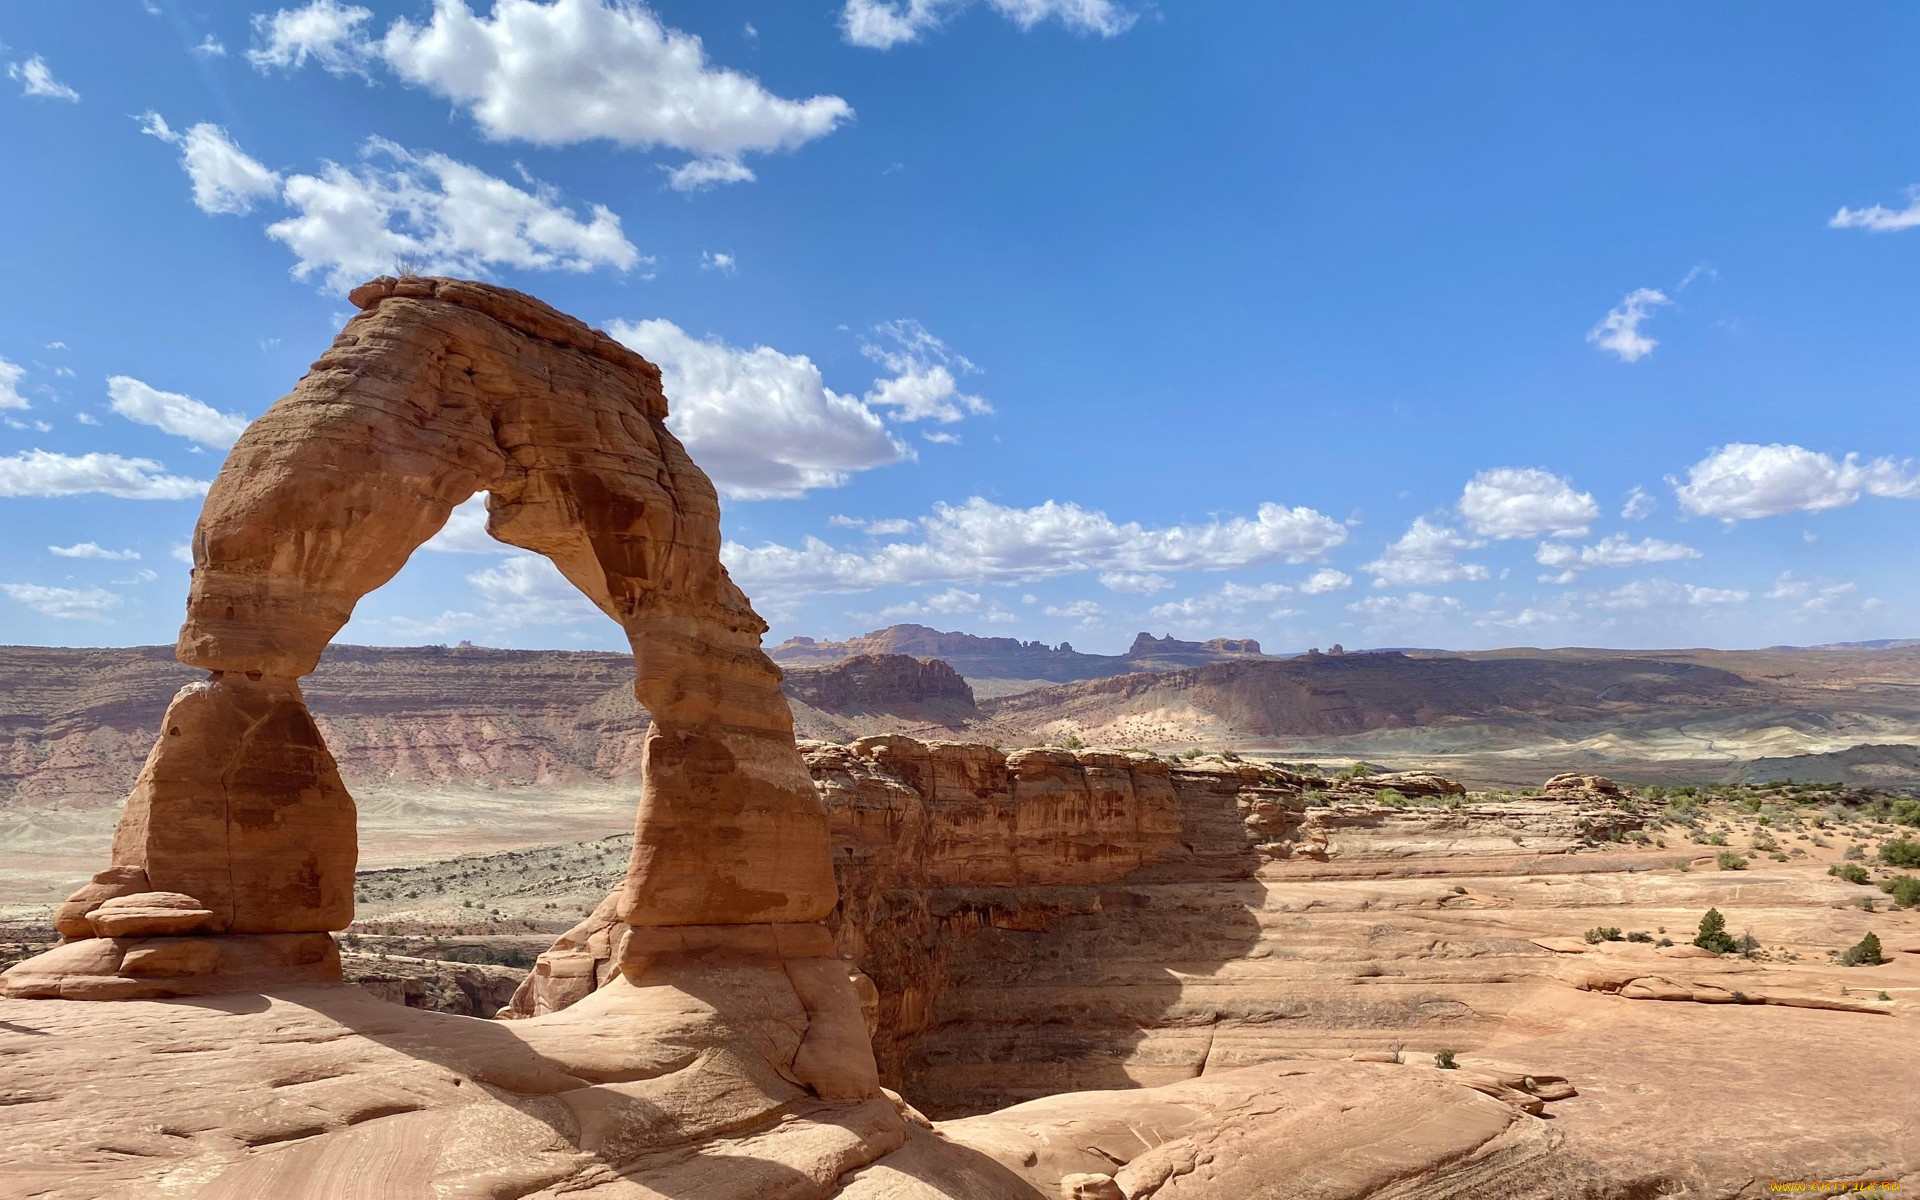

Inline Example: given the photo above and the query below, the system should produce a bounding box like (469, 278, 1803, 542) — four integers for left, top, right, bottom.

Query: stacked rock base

(2, 932, 341, 1001)
(3, 863, 344, 1000)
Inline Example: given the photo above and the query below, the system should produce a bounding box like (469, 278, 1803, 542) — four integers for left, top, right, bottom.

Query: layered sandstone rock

(6, 277, 850, 1006)
(500, 738, 1660, 1116)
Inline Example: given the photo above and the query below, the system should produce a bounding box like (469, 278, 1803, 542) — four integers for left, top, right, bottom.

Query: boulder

(85, 892, 217, 937)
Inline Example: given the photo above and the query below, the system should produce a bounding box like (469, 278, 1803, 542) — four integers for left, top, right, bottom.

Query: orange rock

(6, 276, 842, 1001)
(84, 892, 217, 937)
(50, 865, 149, 939)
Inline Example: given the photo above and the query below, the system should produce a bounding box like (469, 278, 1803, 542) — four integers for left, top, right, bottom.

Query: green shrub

(1626, 930, 1653, 943)
(1716, 851, 1748, 871)
(1303, 789, 1332, 808)
(1433, 1048, 1457, 1070)
(1879, 838, 1920, 868)
(1844, 843, 1865, 860)
(1893, 799, 1920, 827)
(1693, 908, 1738, 955)
(1840, 931, 1884, 967)
(1830, 863, 1872, 885)
(1584, 926, 1623, 944)
(1879, 875, 1920, 907)
(1655, 937, 1674, 947)
(1338, 762, 1376, 780)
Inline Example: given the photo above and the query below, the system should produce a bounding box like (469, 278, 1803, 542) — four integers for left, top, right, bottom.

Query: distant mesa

(1738, 742, 1920, 787)
(782, 653, 979, 734)
(768, 623, 1272, 688)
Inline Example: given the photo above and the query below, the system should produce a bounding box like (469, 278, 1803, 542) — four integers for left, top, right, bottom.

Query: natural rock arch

(10, 277, 841, 1000)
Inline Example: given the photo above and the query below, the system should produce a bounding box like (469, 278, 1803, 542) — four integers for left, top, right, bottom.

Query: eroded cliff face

(804, 740, 1644, 1116)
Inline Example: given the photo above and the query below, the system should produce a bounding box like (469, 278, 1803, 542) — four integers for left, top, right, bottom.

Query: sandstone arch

(11, 276, 840, 998)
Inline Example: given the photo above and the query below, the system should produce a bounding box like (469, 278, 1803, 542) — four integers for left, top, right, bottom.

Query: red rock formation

(6, 278, 843, 1014)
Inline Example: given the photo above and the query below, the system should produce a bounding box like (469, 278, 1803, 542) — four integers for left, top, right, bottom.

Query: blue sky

(1, 0, 1916, 655)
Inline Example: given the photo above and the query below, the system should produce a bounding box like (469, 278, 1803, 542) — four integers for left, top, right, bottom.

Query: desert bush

(1434, 1048, 1457, 1070)
(1338, 762, 1376, 781)
(1373, 787, 1407, 806)
(1716, 851, 1748, 871)
(1879, 875, 1920, 907)
(1840, 932, 1884, 967)
(1893, 799, 1920, 827)
(1843, 844, 1866, 860)
(1655, 937, 1674, 947)
(1059, 734, 1086, 750)
(1831, 863, 1872, 885)
(1626, 930, 1653, 943)
(1693, 908, 1738, 955)
(1303, 789, 1332, 808)
(1584, 926, 1623, 944)
(1879, 838, 1920, 868)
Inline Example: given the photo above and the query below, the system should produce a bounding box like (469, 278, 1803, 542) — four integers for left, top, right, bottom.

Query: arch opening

(7, 277, 844, 1003)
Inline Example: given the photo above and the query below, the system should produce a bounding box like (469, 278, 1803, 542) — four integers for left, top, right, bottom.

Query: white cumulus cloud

(245, 0, 852, 185)
(1363, 518, 1488, 588)
(608, 319, 909, 499)
(0, 358, 26, 410)
(1346, 591, 1462, 623)
(859, 320, 991, 423)
(107, 376, 250, 448)
(666, 157, 757, 193)
(1148, 580, 1293, 623)
(50, 542, 141, 560)
(0, 450, 209, 499)
(1586, 579, 1748, 610)
(726, 497, 1349, 598)
(1621, 486, 1655, 520)
(1586, 287, 1670, 363)
(421, 493, 509, 553)
(269, 138, 643, 292)
(1, 583, 120, 620)
(1829, 186, 1920, 233)
(1534, 533, 1700, 583)
(830, 515, 919, 536)
(466, 553, 603, 626)
(248, 0, 377, 75)
(874, 586, 1017, 624)
(1459, 467, 1599, 539)
(139, 113, 284, 215)
(1098, 570, 1171, 594)
(1299, 567, 1352, 594)
(1672, 443, 1920, 521)
(1766, 573, 1859, 613)
(1043, 599, 1102, 621)
(8, 55, 80, 101)
(842, 0, 1136, 48)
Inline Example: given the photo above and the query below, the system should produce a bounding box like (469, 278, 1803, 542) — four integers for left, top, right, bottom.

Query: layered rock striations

(504, 736, 1651, 1117)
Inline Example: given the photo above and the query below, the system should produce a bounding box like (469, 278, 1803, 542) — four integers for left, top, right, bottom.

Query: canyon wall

(808, 739, 1640, 1115)
(502, 734, 1643, 1117)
